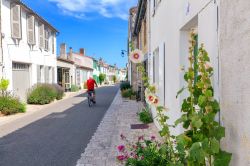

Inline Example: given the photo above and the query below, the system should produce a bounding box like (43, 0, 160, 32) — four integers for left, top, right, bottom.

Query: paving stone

(76, 91, 160, 166)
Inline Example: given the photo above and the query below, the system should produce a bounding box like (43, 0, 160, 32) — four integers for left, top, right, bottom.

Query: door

(12, 63, 30, 101)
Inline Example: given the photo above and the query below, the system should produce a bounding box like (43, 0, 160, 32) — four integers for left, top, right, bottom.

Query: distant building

(69, 48, 93, 89)
(57, 44, 75, 91)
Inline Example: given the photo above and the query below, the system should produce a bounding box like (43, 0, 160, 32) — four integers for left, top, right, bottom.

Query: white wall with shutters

(10, 3, 21, 39)
(1, 0, 57, 97)
(27, 15, 35, 45)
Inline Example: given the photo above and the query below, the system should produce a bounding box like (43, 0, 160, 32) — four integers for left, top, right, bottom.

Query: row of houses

(128, 0, 249, 165)
(0, 0, 126, 101)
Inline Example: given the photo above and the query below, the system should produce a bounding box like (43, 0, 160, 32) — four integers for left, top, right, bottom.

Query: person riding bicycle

(86, 77, 98, 103)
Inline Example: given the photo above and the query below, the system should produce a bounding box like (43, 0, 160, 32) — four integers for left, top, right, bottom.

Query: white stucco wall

(149, 0, 219, 135)
(1, 0, 57, 95)
(220, 0, 250, 165)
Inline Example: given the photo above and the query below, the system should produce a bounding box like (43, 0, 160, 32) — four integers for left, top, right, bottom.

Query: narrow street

(0, 85, 119, 166)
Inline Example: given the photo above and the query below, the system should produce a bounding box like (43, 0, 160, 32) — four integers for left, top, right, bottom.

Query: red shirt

(87, 78, 97, 91)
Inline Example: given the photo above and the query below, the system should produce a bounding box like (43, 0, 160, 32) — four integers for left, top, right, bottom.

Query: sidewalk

(76, 91, 160, 166)
(0, 90, 84, 127)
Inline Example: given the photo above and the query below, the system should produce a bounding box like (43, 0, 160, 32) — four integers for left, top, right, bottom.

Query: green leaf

(205, 90, 213, 98)
(159, 144, 168, 154)
(202, 138, 210, 153)
(214, 150, 232, 166)
(211, 100, 220, 113)
(203, 112, 216, 124)
(177, 134, 192, 147)
(211, 138, 220, 154)
(157, 106, 165, 112)
(189, 142, 206, 164)
(159, 126, 169, 137)
(184, 73, 189, 81)
(191, 115, 203, 129)
(203, 51, 210, 61)
(181, 99, 190, 112)
(212, 126, 225, 140)
(175, 114, 188, 126)
(176, 87, 186, 98)
(198, 95, 206, 107)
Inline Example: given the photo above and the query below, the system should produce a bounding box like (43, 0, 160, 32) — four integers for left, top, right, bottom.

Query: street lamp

(121, 50, 128, 57)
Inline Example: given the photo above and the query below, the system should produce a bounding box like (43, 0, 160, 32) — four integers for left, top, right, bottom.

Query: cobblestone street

(76, 91, 160, 166)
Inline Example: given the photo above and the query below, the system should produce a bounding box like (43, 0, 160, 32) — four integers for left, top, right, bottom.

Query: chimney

(60, 43, 67, 59)
(79, 48, 85, 56)
(69, 47, 73, 60)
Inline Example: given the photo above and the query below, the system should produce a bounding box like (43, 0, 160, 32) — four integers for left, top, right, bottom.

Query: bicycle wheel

(88, 96, 92, 107)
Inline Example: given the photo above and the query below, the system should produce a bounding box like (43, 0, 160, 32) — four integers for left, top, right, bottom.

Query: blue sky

(22, 0, 137, 68)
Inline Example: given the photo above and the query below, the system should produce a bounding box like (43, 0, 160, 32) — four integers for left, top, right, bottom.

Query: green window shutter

(194, 35, 198, 84)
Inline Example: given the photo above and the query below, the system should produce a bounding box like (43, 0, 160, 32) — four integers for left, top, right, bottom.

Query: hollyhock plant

(116, 134, 175, 165)
(129, 49, 144, 64)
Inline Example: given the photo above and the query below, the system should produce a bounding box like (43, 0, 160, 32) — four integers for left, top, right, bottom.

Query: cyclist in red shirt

(87, 77, 98, 103)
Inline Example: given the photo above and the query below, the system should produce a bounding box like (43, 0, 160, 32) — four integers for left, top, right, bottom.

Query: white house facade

(147, 0, 219, 134)
(131, 0, 248, 165)
(1, 0, 58, 100)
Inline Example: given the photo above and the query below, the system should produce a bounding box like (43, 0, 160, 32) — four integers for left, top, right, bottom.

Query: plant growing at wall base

(71, 85, 80, 92)
(138, 106, 153, 124)
(175, 31, 231, 166)
(99, 73, 106, 85)
(117, 134, 183, 166)
(0, 96, 26, 115)
(112, 75, 117, 83)
(120, 81, 131, 91)
(27, 84, 57, 105)
(0, 79, 10, 97)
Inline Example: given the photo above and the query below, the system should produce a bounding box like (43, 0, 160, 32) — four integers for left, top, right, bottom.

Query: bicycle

(87, 91, 96, 107)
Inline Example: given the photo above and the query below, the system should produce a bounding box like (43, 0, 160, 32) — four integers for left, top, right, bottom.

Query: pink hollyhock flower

(151, 136, 156, 140)
(117, 155, 126, 161)
(117, 145, 125, 152)
(205, 62, 212, 70)
(129, 49, 144, 64)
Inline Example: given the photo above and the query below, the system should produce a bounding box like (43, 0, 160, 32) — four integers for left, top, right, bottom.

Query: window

(11, 3, 21, 39)
(27, 15, 35, 45)
(39, 23, 44, 49)
(44, 28, 49, 51)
